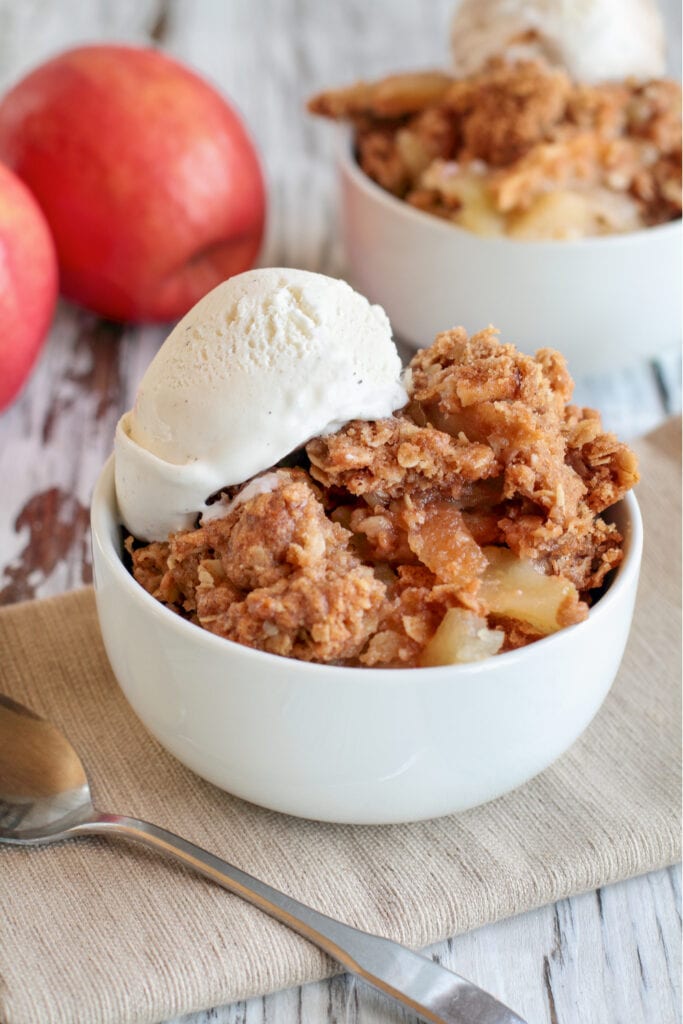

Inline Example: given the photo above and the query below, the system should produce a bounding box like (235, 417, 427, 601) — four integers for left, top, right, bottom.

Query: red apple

(0, 45, 265, 323)
(0, 162, 58, 410)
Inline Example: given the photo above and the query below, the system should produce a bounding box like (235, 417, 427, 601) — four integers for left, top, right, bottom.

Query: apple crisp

(309, 59, 682, 239)
(126, 327, 638, 667)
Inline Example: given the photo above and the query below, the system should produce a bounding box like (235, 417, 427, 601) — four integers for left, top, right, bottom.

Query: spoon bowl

(0, 695, 94, 841)
(0, 691, 525, 1024)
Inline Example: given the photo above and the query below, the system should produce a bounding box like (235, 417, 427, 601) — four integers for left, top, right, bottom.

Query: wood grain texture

(0, 1, 679, 1022)
(170, 866, 682, 1024)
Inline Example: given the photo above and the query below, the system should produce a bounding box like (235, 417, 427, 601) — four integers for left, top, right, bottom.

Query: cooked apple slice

(421, 608, 504, 666)
(480, 546, 585, 634)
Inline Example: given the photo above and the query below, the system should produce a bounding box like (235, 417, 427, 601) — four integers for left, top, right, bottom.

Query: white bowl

(91, 456, 642, 825)
(339, 141, 682, 378)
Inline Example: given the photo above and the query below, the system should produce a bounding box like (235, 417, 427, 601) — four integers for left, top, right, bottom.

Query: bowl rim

(337, 132, 682, 251)
(92, 455, 643, 681)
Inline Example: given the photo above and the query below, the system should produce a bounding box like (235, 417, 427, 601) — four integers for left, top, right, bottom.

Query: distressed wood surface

(0, 2, 680, 1023)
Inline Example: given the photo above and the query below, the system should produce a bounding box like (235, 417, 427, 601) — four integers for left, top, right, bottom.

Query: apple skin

(0, 162, 58, 410)
(0, 45, 266, 323)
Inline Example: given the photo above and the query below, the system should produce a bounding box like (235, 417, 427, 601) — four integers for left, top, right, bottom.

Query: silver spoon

(0, 693, 526, 1024)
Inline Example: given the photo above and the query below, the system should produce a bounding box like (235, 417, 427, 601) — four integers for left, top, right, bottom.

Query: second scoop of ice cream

(115, 268, 407, 541)
(450, 0, 666, 82)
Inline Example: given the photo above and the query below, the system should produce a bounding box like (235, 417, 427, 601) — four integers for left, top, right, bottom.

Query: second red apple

(0, 45, 266, 323)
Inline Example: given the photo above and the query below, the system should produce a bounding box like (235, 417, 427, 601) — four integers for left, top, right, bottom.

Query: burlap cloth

(0, 419, 680, 1024)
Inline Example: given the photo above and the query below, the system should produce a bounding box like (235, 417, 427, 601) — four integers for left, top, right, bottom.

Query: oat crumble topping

(126, 327, 638, 667)
(309, 60, 681, 238)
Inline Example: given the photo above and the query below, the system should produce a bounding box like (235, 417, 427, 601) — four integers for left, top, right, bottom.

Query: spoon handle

(75, 812, 524, 1024)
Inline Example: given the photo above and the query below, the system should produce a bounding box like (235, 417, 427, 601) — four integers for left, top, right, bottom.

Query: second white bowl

(340, 141, 682, 378)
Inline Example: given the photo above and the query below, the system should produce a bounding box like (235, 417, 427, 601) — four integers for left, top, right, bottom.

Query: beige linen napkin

(0, 419, 680, 1024)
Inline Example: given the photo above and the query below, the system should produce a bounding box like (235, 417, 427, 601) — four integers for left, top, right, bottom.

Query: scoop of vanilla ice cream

(115, 268, 407, 541)
(451, 0, 666, 82)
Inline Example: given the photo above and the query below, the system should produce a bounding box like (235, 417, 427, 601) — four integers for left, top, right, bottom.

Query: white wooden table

(0, 3, 680, 1023)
